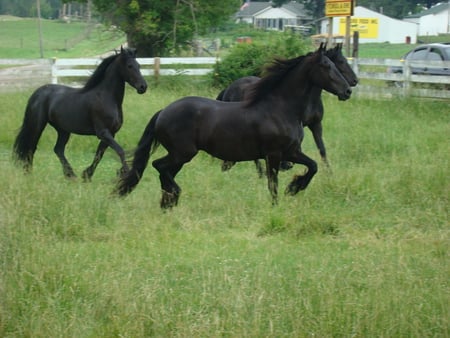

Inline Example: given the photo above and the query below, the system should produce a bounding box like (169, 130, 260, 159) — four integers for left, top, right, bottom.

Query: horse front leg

(308, 122, 329, 167)
(95, 129, 129, 176)
(266, 154, 281, 205)
(82, 141, 108, 182)
(285, 150, 318, 196)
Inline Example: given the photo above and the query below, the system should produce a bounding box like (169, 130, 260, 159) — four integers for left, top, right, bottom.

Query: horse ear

(318, 42, 323, 52)
(121, 45, 124, 53)
(318, 42, 326, 54)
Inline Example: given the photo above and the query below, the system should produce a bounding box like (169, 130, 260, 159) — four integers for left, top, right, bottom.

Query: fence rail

(350, 58, 450, 99)
(50, 56, 218, 84)
(0, 57, 449, 98)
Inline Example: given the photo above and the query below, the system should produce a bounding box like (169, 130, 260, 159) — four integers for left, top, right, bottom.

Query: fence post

(154, 57, 160, 82)
(351, 57, 359, 77)
(403, 59, 411, 97)
(51, 57, 58, 84)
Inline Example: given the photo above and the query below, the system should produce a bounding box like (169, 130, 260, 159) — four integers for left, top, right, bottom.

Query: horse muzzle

(136, 82, 148, 94)
(338, 88, 352, 101)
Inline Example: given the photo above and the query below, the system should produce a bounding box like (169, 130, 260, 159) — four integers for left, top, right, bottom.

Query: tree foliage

(0, 0, 62, 19)
(90, 0, 241, 56)
(212, 32, 312, 87)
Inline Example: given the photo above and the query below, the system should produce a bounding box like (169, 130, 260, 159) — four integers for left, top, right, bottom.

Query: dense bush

(211, 32, 313, 87)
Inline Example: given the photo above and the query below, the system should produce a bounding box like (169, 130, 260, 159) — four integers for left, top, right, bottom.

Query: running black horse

(116, 45, 351, 208)
(216, 43, 358, 174)
(13, 47, 147, 180)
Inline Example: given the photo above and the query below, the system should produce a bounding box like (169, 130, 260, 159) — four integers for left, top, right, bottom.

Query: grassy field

(0, 15, 125, 58)
(0, 75, 448, 336)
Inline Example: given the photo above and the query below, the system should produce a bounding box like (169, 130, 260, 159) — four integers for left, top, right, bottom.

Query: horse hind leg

(153, 155, 187, 209)
(54, 130, 76, 178)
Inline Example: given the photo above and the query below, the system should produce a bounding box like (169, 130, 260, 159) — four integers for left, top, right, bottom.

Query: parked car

(387, 43, 450, 76)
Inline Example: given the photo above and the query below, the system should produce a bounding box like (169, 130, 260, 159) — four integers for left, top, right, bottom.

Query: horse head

(311, 45, 352, 101)
(119, 46, 147, 94)
(326, 43, 358, 87)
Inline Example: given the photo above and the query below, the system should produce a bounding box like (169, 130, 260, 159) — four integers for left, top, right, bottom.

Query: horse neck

(301, 86, 323, 123)
(99, 61, 126, 103)
(274, 64, 317, 119)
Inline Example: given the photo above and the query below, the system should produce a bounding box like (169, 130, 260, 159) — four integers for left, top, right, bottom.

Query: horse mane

(244, 52, 314, 107)
(80, 53, 120, 92)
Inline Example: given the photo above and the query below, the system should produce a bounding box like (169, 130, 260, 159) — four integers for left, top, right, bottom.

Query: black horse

(13, 47, 147, 180)
(217, 43, 358, 173)
(116, 45, 351, 209)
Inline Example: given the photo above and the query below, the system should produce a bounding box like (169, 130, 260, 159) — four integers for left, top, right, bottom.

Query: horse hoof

(221, 161, 235, 172)
(82, 171, 92, 182)
(279, 161, 293, 171)
(160, 190, 179, 209)
(285, 185, 297, 196)
(285, 175, 308, 196)
(64, 172, 77, 180)
(117, 166, 130, 178)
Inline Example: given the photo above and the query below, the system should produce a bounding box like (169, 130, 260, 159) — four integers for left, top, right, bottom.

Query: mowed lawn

(0, 78, 448, 336)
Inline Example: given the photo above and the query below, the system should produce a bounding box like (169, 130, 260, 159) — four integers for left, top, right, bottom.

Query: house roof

(283, 1, 309, 17)
(237, 2, 272, 17)
(405, 2, 450, 18)
(236, 1, 311, 19)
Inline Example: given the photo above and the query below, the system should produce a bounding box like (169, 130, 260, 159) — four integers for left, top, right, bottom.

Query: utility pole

(36, 0, 44, 58)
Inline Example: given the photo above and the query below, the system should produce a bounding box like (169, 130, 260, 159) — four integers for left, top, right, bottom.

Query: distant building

(235, 1, 313, 32)
(317, 6, 418, 44)
(404, 2, 450, 36)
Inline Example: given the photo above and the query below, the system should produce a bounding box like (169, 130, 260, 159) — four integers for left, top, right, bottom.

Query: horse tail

(116, 110, 161, 196)
(215, 89, 225, 101)
(13, 89, 49, 172)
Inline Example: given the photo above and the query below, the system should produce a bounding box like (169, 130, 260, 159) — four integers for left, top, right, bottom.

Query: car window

(443, 47, 450, 60)
(427, 48, 443, 61)
(407, 48, 428, 60)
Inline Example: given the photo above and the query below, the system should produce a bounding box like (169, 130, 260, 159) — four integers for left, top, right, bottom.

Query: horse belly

(48, 104, 95, 135)
(202, 128, 262, 162)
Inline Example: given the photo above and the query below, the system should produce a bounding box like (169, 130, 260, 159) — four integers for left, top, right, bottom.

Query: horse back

(155, 96, 301, 161)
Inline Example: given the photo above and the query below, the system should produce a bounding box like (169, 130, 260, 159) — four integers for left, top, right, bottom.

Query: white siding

(319, 6, 418, 44)
(419, 10, 450, 35)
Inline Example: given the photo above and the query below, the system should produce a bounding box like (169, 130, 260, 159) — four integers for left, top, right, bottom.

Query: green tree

(89, 0, 241, 56)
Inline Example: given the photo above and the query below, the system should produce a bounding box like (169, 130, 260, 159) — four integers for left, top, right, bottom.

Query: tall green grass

(0, 80, 448, 336)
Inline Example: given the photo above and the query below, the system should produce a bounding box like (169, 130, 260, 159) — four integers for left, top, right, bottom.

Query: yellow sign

(339, 17, 379, 38)
(326, 0, 354, 17)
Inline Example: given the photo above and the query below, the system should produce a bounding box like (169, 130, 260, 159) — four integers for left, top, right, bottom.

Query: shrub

(211, 32, 313, 87)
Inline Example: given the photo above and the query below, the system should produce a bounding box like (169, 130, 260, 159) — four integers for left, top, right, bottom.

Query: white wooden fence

(350, 58, 450, 99)
(0, 57, 449, 99)
(50, 56, 218, 84)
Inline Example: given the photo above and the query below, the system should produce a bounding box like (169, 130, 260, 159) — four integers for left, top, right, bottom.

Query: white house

(318, 6, 418, 44)
(235, 1, 312, 32)
(404, 2, 450, 36)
